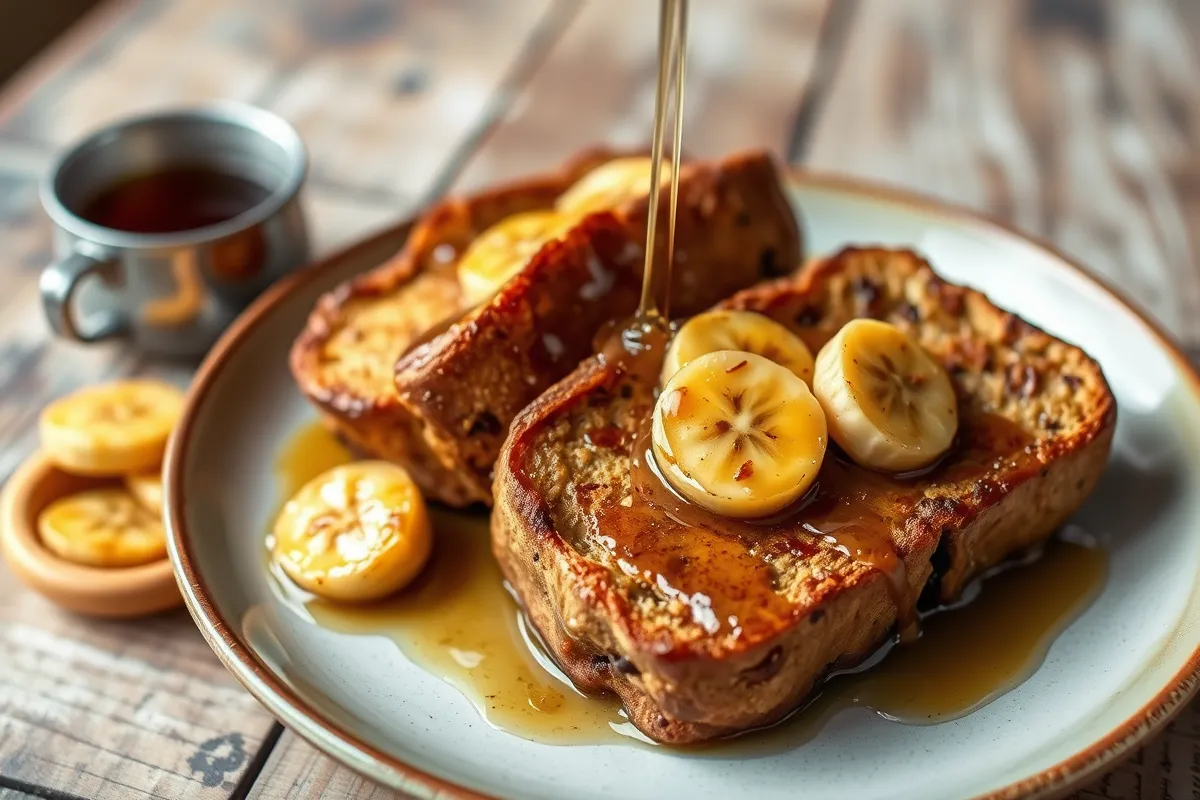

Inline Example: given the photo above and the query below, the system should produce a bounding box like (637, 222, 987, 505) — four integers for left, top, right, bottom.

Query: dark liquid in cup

(79, 167, 272, 234)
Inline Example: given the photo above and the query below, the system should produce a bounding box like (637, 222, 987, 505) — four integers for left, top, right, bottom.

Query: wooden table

(0, 1, 1198, 798)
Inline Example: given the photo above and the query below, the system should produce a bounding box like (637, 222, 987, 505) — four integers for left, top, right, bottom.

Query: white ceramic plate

(166, 174, 1200, 800)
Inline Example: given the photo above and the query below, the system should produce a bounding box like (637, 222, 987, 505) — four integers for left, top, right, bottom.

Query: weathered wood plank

(1072, 701, 1200, 798)
(804, 0, 1200, 343)
(247, 731, 410, 800)
(453, 0, 833, 191)
(0, 0, 541, 796)
(263, 0, 570, 199)
(0, 787, 37, 800)
(0, 563, 277, 799)
(0, 0, 566, 203)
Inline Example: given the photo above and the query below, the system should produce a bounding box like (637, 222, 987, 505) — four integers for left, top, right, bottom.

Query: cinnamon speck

(735, 460, 754, 481)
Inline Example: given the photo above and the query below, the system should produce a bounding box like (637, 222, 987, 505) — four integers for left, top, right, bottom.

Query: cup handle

(39, 249, 127, 342)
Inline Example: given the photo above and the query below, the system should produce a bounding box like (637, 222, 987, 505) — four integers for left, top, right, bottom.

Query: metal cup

(39, 104, 310, 357)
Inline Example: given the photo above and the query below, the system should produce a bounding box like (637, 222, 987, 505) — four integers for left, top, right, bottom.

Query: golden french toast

(291, 149, 801, 505)
(492, 246, 1116, 744)
(290, 148, 617, 504)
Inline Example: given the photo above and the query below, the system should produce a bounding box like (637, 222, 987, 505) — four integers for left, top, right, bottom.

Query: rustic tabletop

(1, 1, 1198, 798)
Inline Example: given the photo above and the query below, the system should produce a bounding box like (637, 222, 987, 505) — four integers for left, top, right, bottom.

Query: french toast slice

(290, 148, 619, 505)
(492, 247, 1117, 744)
(292, 150, 800, 506)
(392, 152, 800, 505)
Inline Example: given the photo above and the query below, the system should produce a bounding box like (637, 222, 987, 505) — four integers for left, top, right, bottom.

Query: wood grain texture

(452, 0, 832, 190)
(1071, 706, 1200, 798)
(0, 2, 578, 799)
(804, 0, 1200, 343)
(0, 0, 565, 201)
(247, 731, 409, 800)
(0, 566, 276, 799)
(0, 0, 1198, 798)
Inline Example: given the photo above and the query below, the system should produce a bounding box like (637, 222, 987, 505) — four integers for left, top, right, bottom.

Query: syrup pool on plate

(268, 421, 637, 745)
(263, 421, 1108, 749)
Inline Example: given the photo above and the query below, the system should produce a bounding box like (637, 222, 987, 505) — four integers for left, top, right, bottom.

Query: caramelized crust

(492, 247, 1117, 743)
(290, 149, 617, 505)
(292, 149, 801, 505)
(393, 152, 801, 504)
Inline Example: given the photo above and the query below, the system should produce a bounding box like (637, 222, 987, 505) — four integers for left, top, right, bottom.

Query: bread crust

(393, 152, 801, 504)
(291, 150, 801, 505)
(492, 247, 1117, 744)
(290, 148, 618, 505)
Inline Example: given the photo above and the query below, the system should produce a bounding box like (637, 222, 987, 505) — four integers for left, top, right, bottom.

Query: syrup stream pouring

(625, 0, 921, 645)
(638, 0, 689, 324)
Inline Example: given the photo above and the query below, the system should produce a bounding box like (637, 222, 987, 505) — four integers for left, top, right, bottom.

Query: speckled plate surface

(165, 173, 1200, 800)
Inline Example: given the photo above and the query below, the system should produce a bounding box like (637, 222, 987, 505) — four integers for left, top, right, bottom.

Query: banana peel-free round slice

(653, 350, 827, 518)
(457, 210, 573, 306)
(813, 319, 958, 472)
(272, 461, 432, 603)
(555, 156, 671, 219)
(661, 309, 815, 387)
(40, 380, 185, 476)
(38, 486, 167, 568)
(124, 470, 164, 515)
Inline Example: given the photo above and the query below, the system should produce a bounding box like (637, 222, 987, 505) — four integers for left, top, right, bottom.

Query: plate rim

(164, 170, 1200, 800)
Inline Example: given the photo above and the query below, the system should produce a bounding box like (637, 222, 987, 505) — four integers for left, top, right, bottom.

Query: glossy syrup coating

(292, 149, 800, 508)
(492, 246, 1115, 744)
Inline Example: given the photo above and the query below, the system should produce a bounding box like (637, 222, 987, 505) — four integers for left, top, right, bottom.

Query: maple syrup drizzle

(638, 0, 688, 325)
(585, 0, 919, 641)
(592, 0, 688, 378)
(592, 397, 1037, 651)
(265, 422, 1107, 747)
(266, 422, 640, 745)
(262, 0, 1103, 750)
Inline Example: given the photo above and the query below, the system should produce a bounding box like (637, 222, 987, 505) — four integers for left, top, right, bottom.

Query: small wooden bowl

(0, 451, 180, 617)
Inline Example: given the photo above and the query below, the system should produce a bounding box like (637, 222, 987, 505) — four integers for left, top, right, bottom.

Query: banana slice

(813, 319, 958, 472)
(555, 157, 670, 218)
(457, 210, 572, 306)
(272, 461, 432, 603)
(125, 470, 163, 515)
(652, 350, 827, 518)
(40, 380, 185, 477)
(38, 487, 166, 567)
(661, 309, 815, 387)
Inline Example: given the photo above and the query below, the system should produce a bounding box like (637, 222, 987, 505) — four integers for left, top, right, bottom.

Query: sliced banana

(813, 319, 958, 472)
(555, 156, 670, 218)
(457, 210, 572, 306)
(125, 470, 163, 515)
(40, 380, 185, 476)
(38, 487, 166, 568)
(272, 461, 432, 603)
(652, 350, 827, 518)
(661, 309, 815, 387)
